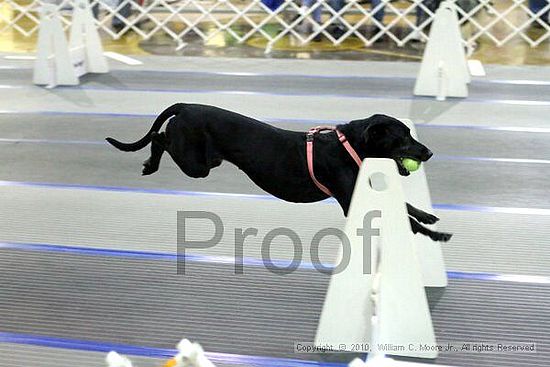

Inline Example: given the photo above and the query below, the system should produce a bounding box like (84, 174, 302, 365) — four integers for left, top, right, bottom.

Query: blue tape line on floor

(2, 109, 550, 133)
(2, 83, 550, 106)
(1, 180, 549, 216)
(3, 241, 550, 284)
(0, 332, 347, 367)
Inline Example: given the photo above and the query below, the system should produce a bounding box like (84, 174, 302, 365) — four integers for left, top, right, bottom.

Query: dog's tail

(105, 103, 184, 152)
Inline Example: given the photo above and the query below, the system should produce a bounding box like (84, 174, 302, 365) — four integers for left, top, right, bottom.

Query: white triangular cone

(414, 1, 469, 99)
(315, 159, 437, 359)
(34, 0, 107, 87)
(33, 4, 78, 86)
(401, 119, 447, 287)
(70, 0, 108, 75)
(33, 6, 54, 86)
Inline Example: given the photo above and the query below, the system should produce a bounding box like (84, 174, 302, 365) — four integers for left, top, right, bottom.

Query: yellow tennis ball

(402, 158, 421, 172)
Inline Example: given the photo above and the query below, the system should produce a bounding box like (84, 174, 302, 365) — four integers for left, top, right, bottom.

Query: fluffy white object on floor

(174, 339, 216, 367)
(106, 351, 133, 367)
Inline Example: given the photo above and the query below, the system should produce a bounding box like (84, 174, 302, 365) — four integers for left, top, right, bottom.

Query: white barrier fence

(1, 0, 549, 52)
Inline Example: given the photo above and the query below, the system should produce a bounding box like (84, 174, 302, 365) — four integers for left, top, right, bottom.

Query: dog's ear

(362, 123, 386, 144)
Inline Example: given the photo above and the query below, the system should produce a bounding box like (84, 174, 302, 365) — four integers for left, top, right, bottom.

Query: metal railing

(1, 0, 549, 52)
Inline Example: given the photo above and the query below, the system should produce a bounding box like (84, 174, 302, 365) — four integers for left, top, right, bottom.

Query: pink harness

(306, 126, 362, 197)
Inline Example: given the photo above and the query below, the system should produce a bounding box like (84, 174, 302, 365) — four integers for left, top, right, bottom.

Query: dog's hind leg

(177, 133, 222, 178)
(142, 132, 166, 176)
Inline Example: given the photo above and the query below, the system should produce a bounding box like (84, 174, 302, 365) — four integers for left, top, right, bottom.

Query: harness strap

(306, 135, 333, 197)
(306, 126, 363, 197)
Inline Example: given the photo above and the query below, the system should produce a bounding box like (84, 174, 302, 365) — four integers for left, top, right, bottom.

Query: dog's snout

(417, 145, 433, 161)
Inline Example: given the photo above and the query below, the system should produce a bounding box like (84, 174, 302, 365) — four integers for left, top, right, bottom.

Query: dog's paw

(142, 159, 157, 176)
(430, 231, 453, 242)
(417, 212, 440, 225)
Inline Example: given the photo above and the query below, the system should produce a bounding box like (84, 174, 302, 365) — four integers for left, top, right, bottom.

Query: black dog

(107, 103, 451, 242)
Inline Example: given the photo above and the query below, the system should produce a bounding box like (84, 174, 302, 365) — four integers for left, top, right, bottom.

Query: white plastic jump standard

(414, 1, 470, 100)
(401, 119, 447, 288)
(33, 4, 78, 86)
(70, 0, 109, 76)
(33, 0, 108, 87)
(315, 159, 437, 359)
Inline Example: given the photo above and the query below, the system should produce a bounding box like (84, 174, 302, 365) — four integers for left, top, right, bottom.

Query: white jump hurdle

(401, 119, 447, 288)
(315, 153, 446, 359)
(414, 1, 470, 100)
(33, 0, 108, 87)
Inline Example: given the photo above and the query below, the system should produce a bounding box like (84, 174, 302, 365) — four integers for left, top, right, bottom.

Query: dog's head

(351, 114, 433, 176)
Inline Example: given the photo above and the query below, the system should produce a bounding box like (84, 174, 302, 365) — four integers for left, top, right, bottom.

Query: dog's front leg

(406, 203, 439, 225)
(409, 217, 452, 242)
(332, 177, 356, 217)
